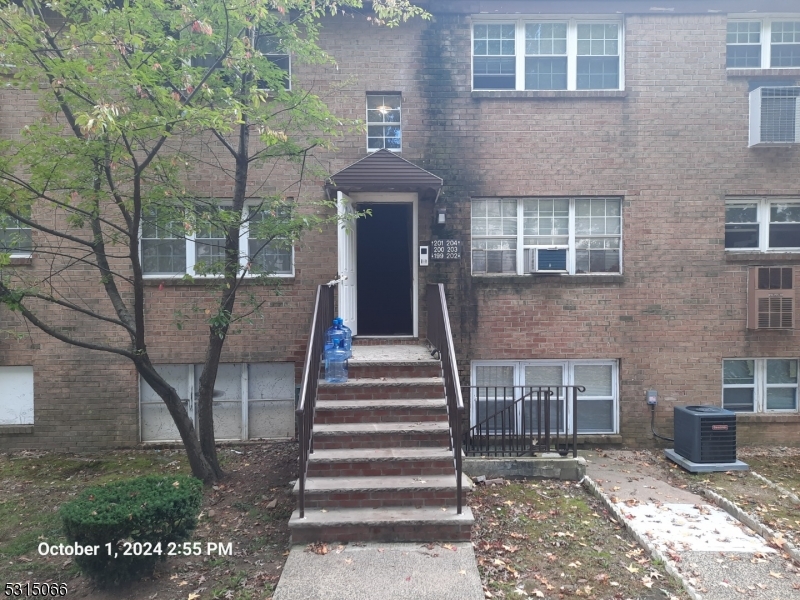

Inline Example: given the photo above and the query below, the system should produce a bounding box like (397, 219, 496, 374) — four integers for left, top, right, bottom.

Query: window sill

(472, 273, 624, 284)
(725, 251, 800, 263)
(471, 90, 627, 100)
(142, 275, 295, 287)
(734, 412, 800, 424)
(726, 68, 800, 79)
(0, 424, 34, 435)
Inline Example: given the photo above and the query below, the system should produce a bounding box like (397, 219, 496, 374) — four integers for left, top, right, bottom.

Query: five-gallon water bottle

(325, 318, 345, 355)
(325, 339, 349, 383)
(335, 317, 352, 359)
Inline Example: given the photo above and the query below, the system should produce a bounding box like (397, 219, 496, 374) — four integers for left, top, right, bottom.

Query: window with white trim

(366, 93, 401, 151)
(0, 366, 34, 425)
(141, 203, 294, 277)
(471, 360, 618, 434)
(139, 362, 295, 441)
(472, 19, 623, 90)
(471, 197, 621, 275)
(723, 359, 798, 412)
(0, 213, 33, 256)
(725, 198, 800, 251)
(727, 19, 800, 68)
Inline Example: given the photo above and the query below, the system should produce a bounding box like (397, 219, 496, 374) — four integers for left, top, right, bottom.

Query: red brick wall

(2, 8, 800, 450)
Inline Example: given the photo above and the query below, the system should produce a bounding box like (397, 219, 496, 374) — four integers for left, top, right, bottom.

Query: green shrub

(60, 474, 203, 586)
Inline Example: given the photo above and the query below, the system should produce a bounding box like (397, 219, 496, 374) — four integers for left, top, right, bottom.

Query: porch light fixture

(435, 208, 446, 225)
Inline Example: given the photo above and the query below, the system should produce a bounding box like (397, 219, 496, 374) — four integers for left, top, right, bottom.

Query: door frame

(338, 192, 418, 338)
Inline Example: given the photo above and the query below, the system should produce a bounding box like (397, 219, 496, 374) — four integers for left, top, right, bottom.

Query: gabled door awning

(325, 149, 443, 197)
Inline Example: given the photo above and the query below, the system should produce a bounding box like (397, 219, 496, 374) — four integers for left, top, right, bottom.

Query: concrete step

(307, 447, 455, 477)
(312, 421, 451, 450)
(288, 505, 474, 544)
(294, 475, 470, 509)
(317, 377, 444, 400)
(314, 398, 447, 424)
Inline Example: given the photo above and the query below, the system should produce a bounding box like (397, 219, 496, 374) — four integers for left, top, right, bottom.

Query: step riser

(314, 407, 447, 424)
(347, 364, 441, 379)
(290, 523, 471, 544)
(318, 385, 444, 400)
(313, 431, 451, 450)
(307, 460, 455, 478)
(302, 489, 460, 509)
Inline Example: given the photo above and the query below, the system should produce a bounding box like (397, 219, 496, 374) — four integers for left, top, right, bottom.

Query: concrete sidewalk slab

(583, 450, 800, 600)
(272, 542, 484, 600)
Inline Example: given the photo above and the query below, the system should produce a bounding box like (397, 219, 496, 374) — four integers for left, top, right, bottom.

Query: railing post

(572, 386, 579, 458)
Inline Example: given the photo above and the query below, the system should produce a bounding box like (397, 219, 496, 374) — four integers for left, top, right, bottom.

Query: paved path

(272, 542, 484, 600)
(583, 450, 800, 600)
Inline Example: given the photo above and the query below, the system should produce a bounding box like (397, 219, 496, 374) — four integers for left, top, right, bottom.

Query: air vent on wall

(747, 266, 795, 329)
(749, 86, 800, 147)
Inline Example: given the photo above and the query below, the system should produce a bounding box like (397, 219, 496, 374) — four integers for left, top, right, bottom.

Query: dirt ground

(1, 443, 298, 600)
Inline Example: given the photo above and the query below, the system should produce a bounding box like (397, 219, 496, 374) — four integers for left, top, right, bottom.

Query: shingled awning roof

(325, 149, 443, 196)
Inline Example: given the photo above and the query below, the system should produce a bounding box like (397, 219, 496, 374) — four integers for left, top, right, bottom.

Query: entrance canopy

(325, 149, 443, 197)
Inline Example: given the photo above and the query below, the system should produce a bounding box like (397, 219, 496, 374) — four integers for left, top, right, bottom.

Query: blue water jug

(325, 339, 349, 383)
(335, 317, 352, 359)
(324, 318, 345, 356)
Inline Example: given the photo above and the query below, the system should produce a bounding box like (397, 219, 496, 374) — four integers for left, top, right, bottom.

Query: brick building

(1, 0, 799, 451)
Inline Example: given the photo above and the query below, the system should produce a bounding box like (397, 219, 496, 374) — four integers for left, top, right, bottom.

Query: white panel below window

(0, 366, 34, 425)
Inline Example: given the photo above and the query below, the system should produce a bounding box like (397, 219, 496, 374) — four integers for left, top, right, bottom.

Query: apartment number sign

(430, 239, 461, 260)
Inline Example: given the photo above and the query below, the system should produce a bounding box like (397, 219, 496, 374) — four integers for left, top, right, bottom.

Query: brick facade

(2, 1, 799, 450)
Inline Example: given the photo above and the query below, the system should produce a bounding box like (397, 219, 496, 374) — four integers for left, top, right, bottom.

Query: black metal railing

(463, 385, 585, 457)
(426, 284, 465, 515)
(296, 284, 334, 518)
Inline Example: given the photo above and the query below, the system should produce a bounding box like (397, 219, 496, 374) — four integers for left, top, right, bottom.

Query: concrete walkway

(272, 542, 484, 600)
(583, 450, 800, 600)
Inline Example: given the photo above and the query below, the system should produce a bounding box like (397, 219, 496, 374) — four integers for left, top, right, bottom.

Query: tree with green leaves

(0, 0, 427, 482)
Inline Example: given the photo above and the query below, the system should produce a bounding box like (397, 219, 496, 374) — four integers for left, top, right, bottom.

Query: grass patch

(472, 480, 688, 599)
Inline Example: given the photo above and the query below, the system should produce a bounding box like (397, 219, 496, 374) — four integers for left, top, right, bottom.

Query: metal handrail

(296, 284, 334, 518)
(463, 385, 585, 457)
(426, 284, 464, 515)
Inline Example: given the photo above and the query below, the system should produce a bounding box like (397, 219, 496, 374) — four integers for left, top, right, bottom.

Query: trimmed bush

(60, 474, 203, 586)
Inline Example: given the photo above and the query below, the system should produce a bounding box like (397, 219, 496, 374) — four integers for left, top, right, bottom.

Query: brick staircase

(288, 342, 474, 543)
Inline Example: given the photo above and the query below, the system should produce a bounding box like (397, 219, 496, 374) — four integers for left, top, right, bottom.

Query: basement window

(723, 359, 799, 412)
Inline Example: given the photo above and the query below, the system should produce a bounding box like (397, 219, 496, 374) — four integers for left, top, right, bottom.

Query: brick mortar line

(580, 475, 703, 600)
(749, 471, 800, 505)
(699, 488, 800, 567)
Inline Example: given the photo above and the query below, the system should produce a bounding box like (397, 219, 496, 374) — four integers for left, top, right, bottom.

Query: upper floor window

(472, 19, 623, 91)
(727, 19, 800, 68)
(471, 197, 621, 275)
(141, 203, 294, 278)
(366, 93, 401, 151)
(0, 213, 33, 257)
(725, 198, 800, 252)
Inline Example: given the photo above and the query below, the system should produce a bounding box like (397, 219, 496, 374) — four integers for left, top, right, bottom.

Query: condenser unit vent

(749, 86, 800, 146)
(673, 405, 737, 464)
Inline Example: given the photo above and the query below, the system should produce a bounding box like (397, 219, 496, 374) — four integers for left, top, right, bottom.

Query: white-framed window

(725, 198, 800, 252)
(190, 28, 291, 91)
(470, 360, 618, 434)
(366, 93, 402, 151)
(723, 358, 798, 412)
(139, 362, 295, 442)
(471, 197, 622, 275)
(0, 366, 34, 426)
(472, 18, 624, 90)
(141, 202, 294, 277)
(0, 213, 33, 257)
(727, 18, 800, 68)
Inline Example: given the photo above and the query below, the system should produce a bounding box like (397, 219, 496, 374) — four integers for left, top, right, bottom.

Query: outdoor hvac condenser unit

(673, 405, 737, 464)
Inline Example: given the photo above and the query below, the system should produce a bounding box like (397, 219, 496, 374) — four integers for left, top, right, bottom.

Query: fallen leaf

(769, 571, 783, 579)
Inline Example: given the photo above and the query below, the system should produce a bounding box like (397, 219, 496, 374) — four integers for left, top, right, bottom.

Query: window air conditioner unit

(524, 247, 568, 273)
(747, 266, 794, 329)
(749, 86, 800, 147)
(673, 405, 737, 464)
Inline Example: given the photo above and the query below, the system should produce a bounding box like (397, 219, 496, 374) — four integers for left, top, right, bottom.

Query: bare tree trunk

(197, 333, 226, 480)
(137, 359, 218, 483)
